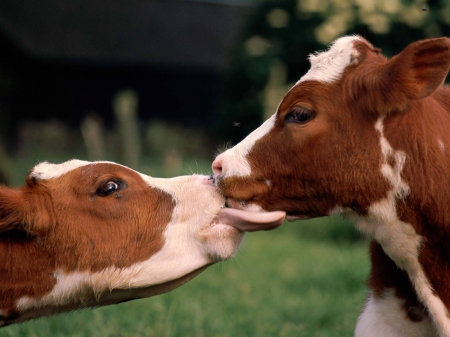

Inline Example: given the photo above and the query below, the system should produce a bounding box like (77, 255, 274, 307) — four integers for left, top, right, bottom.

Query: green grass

(2, 221, 370, 337)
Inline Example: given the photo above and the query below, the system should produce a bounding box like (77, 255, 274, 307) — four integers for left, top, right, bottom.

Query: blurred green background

(0, 0, 445, 335)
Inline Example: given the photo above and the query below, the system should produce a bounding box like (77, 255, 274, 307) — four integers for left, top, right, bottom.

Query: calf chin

(198, 224, 244, 261)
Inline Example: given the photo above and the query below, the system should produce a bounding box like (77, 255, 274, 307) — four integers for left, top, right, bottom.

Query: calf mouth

(211, 173, 285, 232)
(215, 175, 321, 221)
(215, 174, 270, 205)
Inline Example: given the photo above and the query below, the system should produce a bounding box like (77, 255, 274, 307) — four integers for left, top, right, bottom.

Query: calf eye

(98, 181, 120, 196)
(285, 107, 314, 124)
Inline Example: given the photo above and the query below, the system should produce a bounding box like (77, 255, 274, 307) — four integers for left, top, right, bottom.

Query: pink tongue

(216, 208, 285, 232)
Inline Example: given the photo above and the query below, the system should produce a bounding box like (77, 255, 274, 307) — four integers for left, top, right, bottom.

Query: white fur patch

(219, 114, 276, 177)
(297, 35, 361, 84)
(244, 203, 265, 213)
(355, 290, 436, 337)
(17, 245, 210, 311)
(31, 160, 92, 181)
(438, 139, 445, 154)
(328, 205, 352, 216)
(374, 116, 410, 200)
(354, 116, 450, 336)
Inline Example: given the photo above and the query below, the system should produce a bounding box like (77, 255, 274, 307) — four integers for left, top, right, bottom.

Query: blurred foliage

(216, 0, 450, 144)
(145, 121, 210, 159)
(0, 68, 15, 139)
(143, 120, 213, 177)
(7, 119, 213, 187)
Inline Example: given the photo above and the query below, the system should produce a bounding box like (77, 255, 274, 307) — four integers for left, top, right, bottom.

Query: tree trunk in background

(263, 59, 288, 120)
(113, 89, 141, 169)
(81, 113, 106, 161)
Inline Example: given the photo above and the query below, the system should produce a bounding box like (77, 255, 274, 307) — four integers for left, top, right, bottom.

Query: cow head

(212, 36, 450, 220)
(0, 160, 284, 325)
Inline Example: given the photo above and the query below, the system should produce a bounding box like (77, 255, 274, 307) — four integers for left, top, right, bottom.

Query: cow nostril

(212, 156, 223, 178)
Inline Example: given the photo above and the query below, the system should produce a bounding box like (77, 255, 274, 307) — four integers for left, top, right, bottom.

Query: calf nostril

(212, 156, 223, 178)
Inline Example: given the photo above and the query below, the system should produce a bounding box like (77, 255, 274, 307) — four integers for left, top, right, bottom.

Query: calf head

(0, 160, 284, 325)
(213, 36, 450, 220)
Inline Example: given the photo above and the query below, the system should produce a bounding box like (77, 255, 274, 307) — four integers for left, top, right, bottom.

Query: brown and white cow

(0, 159, 284, 326)
(212, 36, 450, 336)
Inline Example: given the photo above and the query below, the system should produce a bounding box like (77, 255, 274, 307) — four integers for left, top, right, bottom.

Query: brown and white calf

(0, 160, 284, 326)
(212, 36, 450, 336)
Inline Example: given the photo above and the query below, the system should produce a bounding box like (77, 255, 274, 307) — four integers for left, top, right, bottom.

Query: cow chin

(216, 175, 270, 210)
(198, 224, 244, 262)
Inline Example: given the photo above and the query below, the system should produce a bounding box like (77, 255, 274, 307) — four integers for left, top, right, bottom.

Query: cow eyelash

(285, 107, 315, 124)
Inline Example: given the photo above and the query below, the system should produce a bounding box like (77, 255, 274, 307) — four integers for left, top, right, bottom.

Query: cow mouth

(214, 200, 285, 232)
(224, 196, 310, 224)
(211, 174, 285, 231)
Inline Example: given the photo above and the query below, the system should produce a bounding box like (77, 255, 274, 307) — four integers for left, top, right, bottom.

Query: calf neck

(213, 36, 450, 337)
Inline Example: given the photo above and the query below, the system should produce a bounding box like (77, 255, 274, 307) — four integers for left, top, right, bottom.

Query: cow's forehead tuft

(297, 35, 362, 85)
(30, 160, 92, 181)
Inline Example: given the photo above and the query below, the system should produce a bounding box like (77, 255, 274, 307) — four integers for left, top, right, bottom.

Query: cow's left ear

(0, 183, 54, 236)
(0, 187, 28, 234)
(22, 178, 55, 235)
(364, 38, 450, 113)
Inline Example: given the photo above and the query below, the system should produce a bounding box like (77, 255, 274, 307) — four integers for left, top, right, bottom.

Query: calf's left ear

(367, 38, 450, 113)
(0, 187, 53, 235)
(0, 188, 27, 234)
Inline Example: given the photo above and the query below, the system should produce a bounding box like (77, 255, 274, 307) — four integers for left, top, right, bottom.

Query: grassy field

(2, 122, 371, 336)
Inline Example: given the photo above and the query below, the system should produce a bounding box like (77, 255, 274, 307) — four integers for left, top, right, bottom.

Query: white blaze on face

(219, 114, 276, 177)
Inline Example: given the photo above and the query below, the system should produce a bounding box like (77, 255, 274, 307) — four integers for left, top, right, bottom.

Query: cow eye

(285, 107, 314, 124)
(98, 180, 120, 196)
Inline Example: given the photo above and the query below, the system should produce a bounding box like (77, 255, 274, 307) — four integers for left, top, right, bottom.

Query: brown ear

(363, 38, 450, 113)
(0, 187, 27, 233)
(0, 185, 53, 235)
